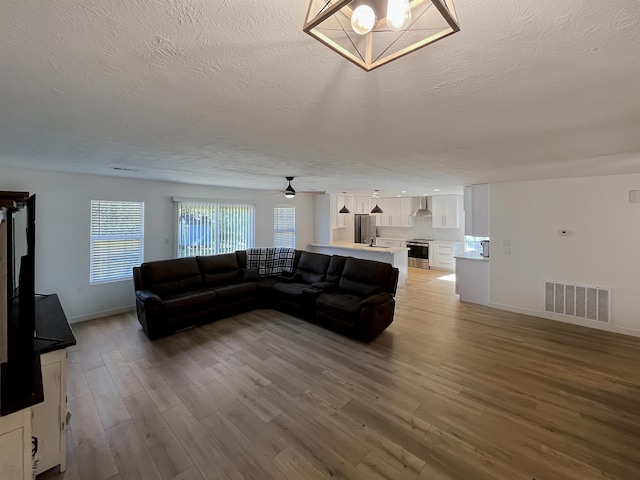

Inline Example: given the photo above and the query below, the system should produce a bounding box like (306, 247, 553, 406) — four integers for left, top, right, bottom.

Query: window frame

(274, 204, 296, 249)
(90, 199, 145, 285)
(175, 198, 256, 258)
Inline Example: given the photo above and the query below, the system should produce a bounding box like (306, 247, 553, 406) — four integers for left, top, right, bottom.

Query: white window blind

(274, 206, 295, 248)
(177, 200, 255, 257)
(90, 200, 144, 284)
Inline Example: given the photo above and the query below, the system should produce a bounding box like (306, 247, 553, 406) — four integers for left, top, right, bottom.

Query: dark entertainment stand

(1, 191, 77, 478)
(1, 294, 76, 416)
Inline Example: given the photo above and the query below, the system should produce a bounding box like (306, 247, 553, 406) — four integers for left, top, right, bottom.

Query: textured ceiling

(1, 0, 639, 196)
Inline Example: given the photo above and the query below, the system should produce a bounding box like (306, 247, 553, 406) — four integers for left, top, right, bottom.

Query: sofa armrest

(360, 292, 393, 308)
(136, 289, 163, 303)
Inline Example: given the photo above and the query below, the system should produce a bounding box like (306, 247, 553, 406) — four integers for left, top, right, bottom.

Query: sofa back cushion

(338, 257, 393, 298)
(236, 250, 247, 269)
(326, 255, 347, 283)
(141, 257, 202, 298)
(196, 253, 241, 287)
(295, 252, 331, 284)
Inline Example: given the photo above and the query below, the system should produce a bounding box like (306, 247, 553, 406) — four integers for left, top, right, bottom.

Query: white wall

(0, 167, 315, 323)
(489, 173, 640, 336)
(313, 194, 332, 244)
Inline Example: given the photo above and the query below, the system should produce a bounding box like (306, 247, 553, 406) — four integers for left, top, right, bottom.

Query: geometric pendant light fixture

(303, 0, 460, 72)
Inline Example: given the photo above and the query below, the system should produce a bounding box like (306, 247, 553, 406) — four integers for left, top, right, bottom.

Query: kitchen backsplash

(415, 217, 465, 242)
(376, 217, 464, 242)
(376, 226, 414, 238)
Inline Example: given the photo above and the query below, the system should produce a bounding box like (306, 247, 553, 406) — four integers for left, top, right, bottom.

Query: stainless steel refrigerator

(354, 214, 376, 244)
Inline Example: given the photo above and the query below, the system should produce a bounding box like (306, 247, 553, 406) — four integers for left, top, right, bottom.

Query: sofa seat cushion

(272, 282, 308, 298)
(213, 282, 257, 303)
(163, 290, 217, 314)
(253, 278, 277, 294)
(316, 293, 362, 323)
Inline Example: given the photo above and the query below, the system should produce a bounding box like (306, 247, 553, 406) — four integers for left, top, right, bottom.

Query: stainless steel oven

(407, 239, 431, 269)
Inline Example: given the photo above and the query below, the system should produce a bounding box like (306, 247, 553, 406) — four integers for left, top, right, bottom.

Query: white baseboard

(488, 302, 640, 339)
(68, 305, 135, 324)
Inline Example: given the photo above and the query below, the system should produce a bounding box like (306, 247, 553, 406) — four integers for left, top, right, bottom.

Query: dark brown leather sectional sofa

(133, 249, 399, 342)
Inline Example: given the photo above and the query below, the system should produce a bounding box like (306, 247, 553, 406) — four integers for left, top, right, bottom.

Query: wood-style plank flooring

(40, 268, 640, 480)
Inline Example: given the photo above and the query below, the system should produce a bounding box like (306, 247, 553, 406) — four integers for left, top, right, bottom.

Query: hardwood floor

(39, 268, 640, 480)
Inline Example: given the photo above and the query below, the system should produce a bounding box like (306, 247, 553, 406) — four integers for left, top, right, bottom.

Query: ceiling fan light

(284, 176, 296, 198)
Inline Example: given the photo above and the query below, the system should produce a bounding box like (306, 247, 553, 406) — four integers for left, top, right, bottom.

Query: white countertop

(455, 252, 490, 261)
(310, 242, 409, 253)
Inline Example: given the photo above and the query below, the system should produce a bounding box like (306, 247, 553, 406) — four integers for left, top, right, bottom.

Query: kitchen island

(455, 252, 490, 305)
(309, 242, 409, 286)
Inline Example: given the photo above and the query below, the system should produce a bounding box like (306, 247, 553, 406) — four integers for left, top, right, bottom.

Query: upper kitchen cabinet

(376, 198, 413, 227)
(464, 184, 489, 237)
(374, 198, 389, 226)
(352, 196, 371, 214)
(398, 197, 414, 227)
(431, 195, 462, 228)
(333, 194, 349, 229)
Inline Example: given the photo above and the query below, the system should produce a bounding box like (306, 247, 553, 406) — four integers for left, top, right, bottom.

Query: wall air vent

(544, 281, 611, 323)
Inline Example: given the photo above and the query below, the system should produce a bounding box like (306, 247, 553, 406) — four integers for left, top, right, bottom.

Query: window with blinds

(274, 206, 295, 248)
(90, 200, 144, 284)
(177, 200, 255, 257)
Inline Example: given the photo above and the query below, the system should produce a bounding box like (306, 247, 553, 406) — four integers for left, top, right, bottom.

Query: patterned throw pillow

(246, 248, 273, 277)
(273, 248, 295, 275)
(246, 248, 296, 277)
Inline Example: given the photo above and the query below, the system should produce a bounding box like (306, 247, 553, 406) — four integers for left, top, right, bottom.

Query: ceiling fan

(275, 177, 326, 198)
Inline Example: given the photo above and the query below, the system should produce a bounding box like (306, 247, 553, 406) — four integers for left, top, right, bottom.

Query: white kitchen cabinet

(333, 195, 348, 229)
(431, 195, 462, 228)
(32, 349, 68, 475)
(455, 255, 490, 305)
(375, 198, 413, 227)
(398, 198, 414, 227)
(0, 408, 32, 480)
(353, 196, 371, 214)
(464, 184, 489, 237)
(373, 198, 389, 226)
(430, 241, 462, 271)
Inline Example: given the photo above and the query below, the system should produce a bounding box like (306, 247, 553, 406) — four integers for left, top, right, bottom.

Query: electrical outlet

(502, 247, 511, 254)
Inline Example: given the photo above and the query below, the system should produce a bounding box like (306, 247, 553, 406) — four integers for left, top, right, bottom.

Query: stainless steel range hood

(412, 196, 432, 217)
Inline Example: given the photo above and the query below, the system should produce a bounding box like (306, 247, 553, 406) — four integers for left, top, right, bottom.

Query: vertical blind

(90, 200, 144, 284)
(177, 200, 255, 257)
(274, 206, 296, 248)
